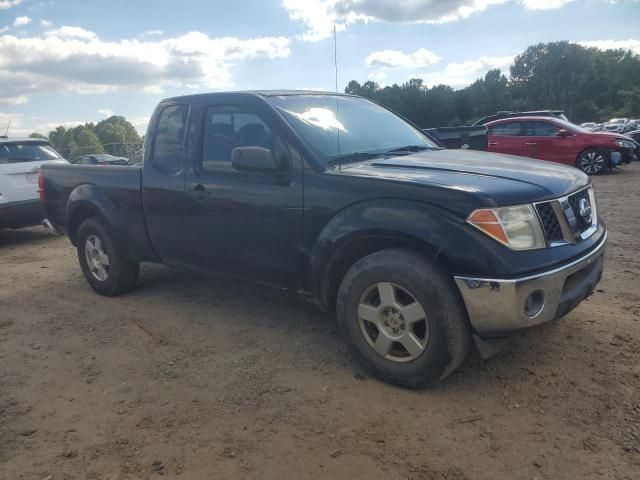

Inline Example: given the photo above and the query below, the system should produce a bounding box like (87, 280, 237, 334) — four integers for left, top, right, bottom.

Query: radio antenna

(4, 118, 11, 137)
(333, 25, 338, 92)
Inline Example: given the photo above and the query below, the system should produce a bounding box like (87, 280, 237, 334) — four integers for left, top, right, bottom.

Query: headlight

(616, 139, 635, 149)
(468, 204, 546, 250)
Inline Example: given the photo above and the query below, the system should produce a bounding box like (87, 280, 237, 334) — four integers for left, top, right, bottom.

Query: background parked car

(485, 116, 636, 174)
(72, 154, 129, 166)
(473, 110, 568, 126)
(580, 122, 597, 130)
(603, 118, 631, 133)
(0, 137, 67, 229)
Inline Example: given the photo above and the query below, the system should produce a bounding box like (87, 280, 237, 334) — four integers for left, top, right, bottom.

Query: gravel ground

(1, 164, 639, 480)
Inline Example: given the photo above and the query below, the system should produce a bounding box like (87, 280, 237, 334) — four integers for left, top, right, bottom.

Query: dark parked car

(486, 116, 636, 174)
(41, 91, 607, 388)
(473, 110, 568, 126)
(72, 154, 129, 166)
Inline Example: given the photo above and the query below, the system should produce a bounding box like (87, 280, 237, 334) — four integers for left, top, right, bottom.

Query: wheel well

(321, 235, 445, 313)
(68, 204, 100, 245)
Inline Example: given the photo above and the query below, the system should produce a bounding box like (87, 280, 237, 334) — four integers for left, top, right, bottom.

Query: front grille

(567, 188, 591, 232)
(535, 202, 563, 242)
(535, 186, 596, 246)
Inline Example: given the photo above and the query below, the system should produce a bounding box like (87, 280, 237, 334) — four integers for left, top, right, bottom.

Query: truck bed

(41, 163, 155, 261)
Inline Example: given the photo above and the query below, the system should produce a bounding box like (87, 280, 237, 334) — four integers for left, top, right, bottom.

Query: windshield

(554, 118, 590, 134)
(0, 142, 62, 164)
(268, 95, 438, 165)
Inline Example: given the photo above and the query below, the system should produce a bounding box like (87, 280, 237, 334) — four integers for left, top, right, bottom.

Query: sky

(0, 0, 639, 136)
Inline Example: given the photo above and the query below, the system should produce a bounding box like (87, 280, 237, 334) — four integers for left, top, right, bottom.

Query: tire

(77, 217, 139, 296)
(336, 248, 471, 389)
(577, 148, 608, 175)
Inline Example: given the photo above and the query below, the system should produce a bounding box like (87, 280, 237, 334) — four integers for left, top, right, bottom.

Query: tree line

(345, 41, 640, 128)
(30, 115, 143, 160)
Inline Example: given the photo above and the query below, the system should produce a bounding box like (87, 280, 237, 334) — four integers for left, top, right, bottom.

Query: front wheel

(336, 248, 471, 389)
(577, 149, 608, 175)
(77, 217, 139, 296)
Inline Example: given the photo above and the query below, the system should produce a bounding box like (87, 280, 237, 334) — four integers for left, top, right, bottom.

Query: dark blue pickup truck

(41, 91, 607, 388)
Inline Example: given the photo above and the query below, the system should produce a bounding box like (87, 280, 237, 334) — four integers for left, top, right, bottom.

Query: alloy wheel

(357, 282, 429, 363)
(580, 151, 605, 174)
(84, 234, 110, 281)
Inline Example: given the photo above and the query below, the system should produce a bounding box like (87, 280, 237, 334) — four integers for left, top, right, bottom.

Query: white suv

(0, 137, 67, 230)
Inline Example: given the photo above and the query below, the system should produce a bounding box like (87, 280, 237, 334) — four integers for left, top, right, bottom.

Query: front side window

(0, 142, 62, 164)
(527, 121, 559, 137)
(201, 106, 275, 171)
(152, 104, 189, 173)
(267, 95, 437, 165)
(490, 122, 523, 136)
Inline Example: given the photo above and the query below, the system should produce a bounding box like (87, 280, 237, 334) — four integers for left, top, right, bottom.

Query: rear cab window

(152, 104, 190, 173)
(0, 142, 62, 164)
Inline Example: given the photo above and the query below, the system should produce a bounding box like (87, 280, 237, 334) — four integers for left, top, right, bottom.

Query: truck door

(487, 121, 529, 157)
(141, 102, 196, 266)
(183, 100, 304, 289)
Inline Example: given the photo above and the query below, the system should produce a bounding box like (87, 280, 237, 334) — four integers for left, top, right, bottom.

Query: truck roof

(161, 90, 353, 103)
(0, 136, 49, 144)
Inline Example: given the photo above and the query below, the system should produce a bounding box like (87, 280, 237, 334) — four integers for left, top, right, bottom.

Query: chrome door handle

(488, 142, 497, 146)
(525, 142, 537, 146)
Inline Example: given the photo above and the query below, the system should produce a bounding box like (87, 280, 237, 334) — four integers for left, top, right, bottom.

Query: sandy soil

(1, 164, 639, 480)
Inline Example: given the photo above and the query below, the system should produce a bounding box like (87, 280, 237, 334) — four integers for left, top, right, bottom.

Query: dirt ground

(1, 165, 639, 480)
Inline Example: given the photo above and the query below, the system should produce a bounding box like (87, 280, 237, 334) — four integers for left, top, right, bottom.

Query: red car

(486, 116, 636, 174)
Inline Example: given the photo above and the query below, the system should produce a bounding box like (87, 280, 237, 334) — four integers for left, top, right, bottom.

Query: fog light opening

(524, 290, 545, 319)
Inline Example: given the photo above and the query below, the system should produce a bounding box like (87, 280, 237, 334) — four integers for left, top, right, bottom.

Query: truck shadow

(0, 227, 55, 249)
(128, 262, 577, 392)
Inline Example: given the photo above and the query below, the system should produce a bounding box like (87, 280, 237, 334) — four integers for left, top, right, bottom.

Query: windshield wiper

(328, 151, 385, 167)
(385, 145, 440, 154)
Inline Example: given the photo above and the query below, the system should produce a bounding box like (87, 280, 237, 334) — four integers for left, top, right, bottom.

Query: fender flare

(308, 199, 463, 310)
(66, 184, 139, 261)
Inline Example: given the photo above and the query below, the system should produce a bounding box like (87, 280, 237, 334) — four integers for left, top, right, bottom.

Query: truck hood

(333, 149, 588, 206)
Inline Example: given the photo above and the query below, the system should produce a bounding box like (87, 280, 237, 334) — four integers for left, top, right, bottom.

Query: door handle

(488, 142, 497, 146)
(525, 142, 537, 146)
(190, 183, 207, 202)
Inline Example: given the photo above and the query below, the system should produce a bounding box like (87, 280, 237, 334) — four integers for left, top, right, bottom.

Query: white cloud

(98, 109, 114, 117)
(366, 48, 441, 69)
(13, 16, 31, 26)
(420, 55, 515, 87)
(45, 26, 97, 40)
(40, 19, 52, 27)
(143, 84, 165, 94)
(579, 38, 640, 55)
(0, 27, 291, 104)
(0, 0, 24, 9)
(0, 112, 85, 137)
(521, 0, 574, 8)
(0, 26, 9, 34)
(142, 30, 164, 36)
(283, 0, 589, 40)
(131, 116, 150, 134)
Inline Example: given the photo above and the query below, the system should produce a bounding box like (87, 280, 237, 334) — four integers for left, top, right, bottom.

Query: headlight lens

(468, 204, 546, 250)
(616, 139, 635, 149)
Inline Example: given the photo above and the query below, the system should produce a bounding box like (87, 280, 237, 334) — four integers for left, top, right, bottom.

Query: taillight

(38, 170, 46, 202)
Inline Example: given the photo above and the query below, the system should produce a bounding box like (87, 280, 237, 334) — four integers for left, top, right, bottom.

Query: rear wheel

(336, 248, 471, 388)
(577, 149, 608, 175)
(77, 217, 139, 296)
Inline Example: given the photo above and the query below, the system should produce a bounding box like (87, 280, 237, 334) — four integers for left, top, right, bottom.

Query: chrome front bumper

(455, 232, 607, 336)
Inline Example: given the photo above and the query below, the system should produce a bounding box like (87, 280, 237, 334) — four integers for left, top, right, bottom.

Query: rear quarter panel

(41, 163, 157, 261)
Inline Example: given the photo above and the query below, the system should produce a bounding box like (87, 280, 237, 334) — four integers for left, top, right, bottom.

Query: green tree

(69, 126, 104, 159)
(95, 115, 142, 157)
(29, 132, 47, 139)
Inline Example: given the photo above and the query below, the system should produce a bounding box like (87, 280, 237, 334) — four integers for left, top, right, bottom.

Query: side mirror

(231, 146, 278, 173)
(557, 129, 571, 137)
